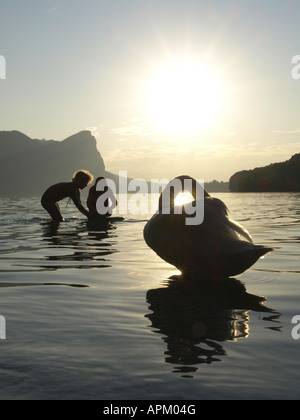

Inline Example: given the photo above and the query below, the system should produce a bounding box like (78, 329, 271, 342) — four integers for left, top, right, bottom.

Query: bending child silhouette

(87, 177, 117, 219)
(41, 170, 93, 222)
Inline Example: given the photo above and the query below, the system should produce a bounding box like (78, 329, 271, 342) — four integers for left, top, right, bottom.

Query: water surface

(0, 193, 299, 400)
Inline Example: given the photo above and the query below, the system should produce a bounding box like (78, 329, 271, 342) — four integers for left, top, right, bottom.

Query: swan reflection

(146, 275, 279, 377)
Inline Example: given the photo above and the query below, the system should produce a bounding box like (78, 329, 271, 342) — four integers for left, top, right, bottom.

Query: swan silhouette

(144, 175, 273, 278)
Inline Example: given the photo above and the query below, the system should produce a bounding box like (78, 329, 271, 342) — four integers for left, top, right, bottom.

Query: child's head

(72, 170, 93, 189)
(95, 176, 106, 185)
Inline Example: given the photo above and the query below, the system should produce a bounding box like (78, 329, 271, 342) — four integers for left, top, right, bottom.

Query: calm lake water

(0, 192, 299, 400)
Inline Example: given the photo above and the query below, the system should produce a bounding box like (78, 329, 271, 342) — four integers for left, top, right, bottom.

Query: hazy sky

(1, 0, 300, 181)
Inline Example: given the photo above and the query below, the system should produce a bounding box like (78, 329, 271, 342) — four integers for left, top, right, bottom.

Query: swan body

(144, 176, 272, 278)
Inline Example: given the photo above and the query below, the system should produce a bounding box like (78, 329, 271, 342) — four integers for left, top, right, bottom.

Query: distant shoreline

(229, 153, 300, 192)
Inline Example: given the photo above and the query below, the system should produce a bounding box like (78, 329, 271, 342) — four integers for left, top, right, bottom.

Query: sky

(1, 0, 300, 182)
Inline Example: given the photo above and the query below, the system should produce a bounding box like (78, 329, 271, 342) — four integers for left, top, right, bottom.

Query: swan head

(158, 175, 209, 213)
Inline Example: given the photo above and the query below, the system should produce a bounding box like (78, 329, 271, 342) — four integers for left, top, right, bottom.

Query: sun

(146, 60, 225, 135)
(174, 191, 194, 207)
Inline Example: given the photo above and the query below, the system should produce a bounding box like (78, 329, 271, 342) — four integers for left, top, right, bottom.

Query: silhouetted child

(41, 170, 93, 222)
(87, 177, 117, 218)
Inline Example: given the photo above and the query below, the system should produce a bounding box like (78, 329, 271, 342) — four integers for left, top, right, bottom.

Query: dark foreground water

(0, 193, 299, 400)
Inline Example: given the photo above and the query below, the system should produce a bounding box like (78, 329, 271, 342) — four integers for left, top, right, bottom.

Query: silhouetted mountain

(0, 130, 231, 197)
(229, 154, 300, 192)
(0, 130, 105, 196)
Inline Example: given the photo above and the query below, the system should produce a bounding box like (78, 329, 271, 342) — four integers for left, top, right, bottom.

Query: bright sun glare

(174, 191, 194, 206)
(147, 60, 225, 135)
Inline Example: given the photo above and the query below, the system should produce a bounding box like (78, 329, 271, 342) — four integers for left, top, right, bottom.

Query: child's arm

(71, 190, 91, 218)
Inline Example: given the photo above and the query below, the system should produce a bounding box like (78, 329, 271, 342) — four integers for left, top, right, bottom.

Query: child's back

(41, 170, 93, 222)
